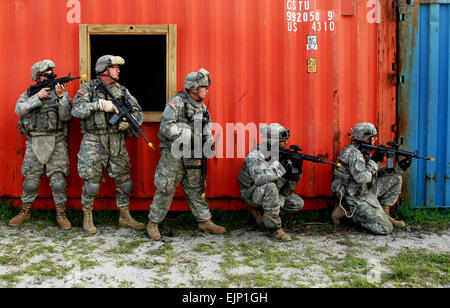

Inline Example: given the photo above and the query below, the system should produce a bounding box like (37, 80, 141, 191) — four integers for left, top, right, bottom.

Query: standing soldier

(237, 124, 304, 242)
(10, 60, 72, 230)
(331, 122, 408, 235)
(146, 68, 226, 241)
(72, 55, 145, 234)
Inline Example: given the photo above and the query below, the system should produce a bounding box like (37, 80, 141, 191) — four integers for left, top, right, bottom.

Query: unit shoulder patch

(354, 154, 367, 172)
(169, 102, 177, 111)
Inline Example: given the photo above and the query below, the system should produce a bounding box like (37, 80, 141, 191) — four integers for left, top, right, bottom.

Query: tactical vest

(80, 80, 124, 135)
(332, 143, 370, 197)
(18, 100, 67, 137)
(176, 91, 210, 128)
(177, 91, 211, 150)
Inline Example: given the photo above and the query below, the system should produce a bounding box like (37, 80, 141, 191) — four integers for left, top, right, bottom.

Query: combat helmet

(31, 60, 55, 81)
(260, 123, 290, 145)
(350, 122, 378, 141)
(95, 55, 125, 75)
(184, 68, 211, 90)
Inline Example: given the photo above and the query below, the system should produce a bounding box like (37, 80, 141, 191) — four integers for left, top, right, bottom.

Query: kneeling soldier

(331, 122, 407, 235)
(238, 124, 304, 242)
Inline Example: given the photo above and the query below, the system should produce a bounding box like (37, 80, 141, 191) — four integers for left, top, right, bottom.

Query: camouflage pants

(148, 150, 212, 223)
(346, 172, 402, 235)
(77, 133, 132, 208)
(21, 138, 69, 204)
(241, 182, 304, 229)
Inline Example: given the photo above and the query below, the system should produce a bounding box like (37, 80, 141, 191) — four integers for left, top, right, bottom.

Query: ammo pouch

(237, 165, 253, 188)
(333, 168, 370, 197)
(82, 111, 120, 134)
(18, 104, 62, 135)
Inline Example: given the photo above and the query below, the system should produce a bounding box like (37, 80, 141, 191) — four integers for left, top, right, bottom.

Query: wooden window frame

(79, 24, 177, 122)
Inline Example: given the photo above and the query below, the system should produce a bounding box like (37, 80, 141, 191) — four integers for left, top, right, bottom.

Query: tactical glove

(118, 119, 130, 131)
(99, 99, 119, 113)
(371, 149, 385, 163)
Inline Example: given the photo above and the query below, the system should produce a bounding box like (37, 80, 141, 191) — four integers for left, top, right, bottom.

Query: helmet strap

(99, 67, 118, 83)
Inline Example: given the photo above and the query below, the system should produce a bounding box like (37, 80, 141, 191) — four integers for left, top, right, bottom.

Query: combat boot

(383, 206, 406, 228)
(146, 221, 161, 241)
(198, 220, 227, 234)
(118, 207, 145, 230)
(55, 203, 71, 230)
(82, 206, 97, 234)
(268, 228, 292, 242)
(8, 203, 33, 227)
(249, 207, 264, 228)
(331, 205, 346, 225)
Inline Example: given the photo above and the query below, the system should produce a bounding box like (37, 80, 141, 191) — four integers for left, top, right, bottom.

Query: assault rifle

(97, 81, 154, 149)
(279, 145, 342, 179)
(359, 141, 435, 168)
(184, 110, 212, 200)
(185, 155, 208, 199)
(27, 73, 86, 100)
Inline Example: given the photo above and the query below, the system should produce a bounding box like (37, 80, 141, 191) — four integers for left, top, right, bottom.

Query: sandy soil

(0, 223, 448, 288)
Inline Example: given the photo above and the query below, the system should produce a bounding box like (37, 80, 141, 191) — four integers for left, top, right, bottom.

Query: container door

(398, 0, 450, 208)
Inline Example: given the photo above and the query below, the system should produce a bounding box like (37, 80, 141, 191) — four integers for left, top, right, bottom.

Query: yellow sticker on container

(307, 58, 318, 73)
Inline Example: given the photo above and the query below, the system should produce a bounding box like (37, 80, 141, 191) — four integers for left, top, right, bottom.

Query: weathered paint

(399, 0, 450, 208)
(0, 0, 397, 211)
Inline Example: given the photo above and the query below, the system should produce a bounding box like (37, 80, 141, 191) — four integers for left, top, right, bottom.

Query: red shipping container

(0, 0, 397, 211)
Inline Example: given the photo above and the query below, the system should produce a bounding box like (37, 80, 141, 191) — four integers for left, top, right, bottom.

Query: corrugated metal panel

(0, 0, 397, 210)
(399, 0, 450, 208)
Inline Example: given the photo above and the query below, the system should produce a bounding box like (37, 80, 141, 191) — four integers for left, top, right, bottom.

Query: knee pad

(121, 180, 133, 194)
(85, 182, 100, 196)
(285, 194, 304, 210)
(51, 181, 66, 194)
(23, 180, 39, 194)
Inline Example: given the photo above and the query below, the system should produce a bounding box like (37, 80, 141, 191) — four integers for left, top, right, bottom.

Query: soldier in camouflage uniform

(146, 68, 227, 241)
(237, 124, 304, 242)
(331, 122, 409, 235)
(9, 60, 72, 230)
(72, 55, 145, 234)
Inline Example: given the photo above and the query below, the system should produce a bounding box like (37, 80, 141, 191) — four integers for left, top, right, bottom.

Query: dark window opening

(90, 35, 166, 112)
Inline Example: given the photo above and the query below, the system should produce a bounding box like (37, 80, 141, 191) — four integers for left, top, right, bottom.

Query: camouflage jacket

(238, 147, 300, 194)
(71, 78, 143, 135)
(332, 142, 380, 197)
(158, 91, 212, 151)
(16, 90, 72, 138)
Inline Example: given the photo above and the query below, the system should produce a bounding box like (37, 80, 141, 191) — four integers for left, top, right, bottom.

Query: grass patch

(223, 271, 284, 288)
(193, 243, 219, 255)
(2, 199, 448, 233)
(394, 203, 449, 231)
(384, 249, 450, 287)
(0, 270, 24, 287)
(24, 259, 74, 279)
(108, 239, 147, 254)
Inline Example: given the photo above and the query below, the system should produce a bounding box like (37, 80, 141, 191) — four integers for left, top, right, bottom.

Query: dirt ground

(0, 222, 448, 288)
